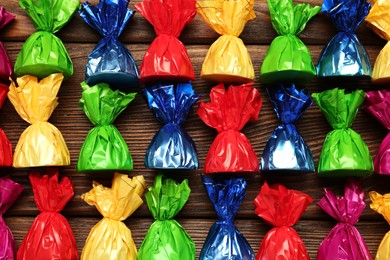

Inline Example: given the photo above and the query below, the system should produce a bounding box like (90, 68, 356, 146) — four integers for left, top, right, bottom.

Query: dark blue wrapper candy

(144, 83, 199, 169)
(261, 85, 314, 172)
(317, 0, 372, 78)
(79, 0, 139, 90)
(200, 177, 254, 260)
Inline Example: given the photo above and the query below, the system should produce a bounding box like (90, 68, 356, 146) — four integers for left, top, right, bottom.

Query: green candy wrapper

(261, 0, 320, 85)
(312, 88, 373, 177)
(138, 174, 195, 260)
(77, 82, 136, 172)
(14, 0, 80, 79)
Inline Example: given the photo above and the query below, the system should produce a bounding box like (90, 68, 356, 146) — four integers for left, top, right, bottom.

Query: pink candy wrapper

(0, 7, 14, 84)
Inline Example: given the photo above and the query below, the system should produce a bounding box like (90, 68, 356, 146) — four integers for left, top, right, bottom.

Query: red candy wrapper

(254, 182, 313, 260)
(135, 0, 196, 83)
(0, 83, 12, 166)
(17, 171, 78, 260)
(198, 83, 261, 173)
(0, 7, 14, 84)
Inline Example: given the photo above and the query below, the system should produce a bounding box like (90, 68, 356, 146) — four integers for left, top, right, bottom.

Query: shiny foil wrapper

(200, 177, 254, 260)
(77, 82, 136, 171)
(312, 88, 373, 177)
(79, 0, 139, 90)
(138, 174, 195, 260)
(0, 83, 12, 167)
(144, 83, 199, 169)
(254, 182, 313, 260)
(0, 7, 14, 84)
(317, 179, 371, 260)
(81, 173, 146, 260)
(260, 0, 320, 85)
(317, 0, 372, 78)
(261, 85, 314, 172)
(17, 171, 78, 260)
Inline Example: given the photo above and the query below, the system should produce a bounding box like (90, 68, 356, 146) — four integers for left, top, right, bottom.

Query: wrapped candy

(144, 83, 199, 169)
(254, 182, 313, 260)
(0, 84, 12, 168)
(317, 0, 372, 78)
(8, 73, 70, 167)
(200, 177, 254, 260)
(196, 0, 255, 83)
(260, 0, 320, 85)
(17, 171, 78, 260)
(317, 180, 371, 260)
(370, 191, 390, 260)
(0, 177, 24, 260)
(138, 174, 195, 260)
(81, 173, 146, 260)
(14, 0, 80, 79)
(312, 88, 373, 177)
(0, 7, 14, 83)
(197, 83, 262, 173)
(135, 0, 196, 83)
(261, 85, 314, 172)
(77, 82, 136, 171)
(79, 0, 139, 90)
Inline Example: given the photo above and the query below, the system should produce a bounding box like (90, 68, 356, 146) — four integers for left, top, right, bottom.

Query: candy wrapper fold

(254, 182, 313, 260)
(196, 0, 255, 83)
(0, 177, 23, 260)
(17, 171, 78, 260)
(370, 191, 390, 260)
(198, 83, 261, 173)
(135, 0, 196, 83)
(0, 7, 15, 84)
(261, 85, 314, 172)
(317, 180, 371, 260)
(8, 73, 70, 167)
(317, 0, 372, 78)
(78, 82, 136, 171)
(144, 83, 199, 169)
(14, 0, 80, 79)
(200, 177, 254, 260)
(0, 83, 12, 167)
(312, 88, 373, 177)
(81, 173, 146, 260)
(260, 0, 320, 85)
(79, 0, 139, 90)
(138, 174, 195, 260)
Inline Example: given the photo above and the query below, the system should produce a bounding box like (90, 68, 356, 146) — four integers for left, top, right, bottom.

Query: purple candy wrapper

(0, 7, 14, 84)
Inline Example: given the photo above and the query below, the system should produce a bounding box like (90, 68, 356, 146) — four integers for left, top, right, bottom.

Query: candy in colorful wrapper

(0, 7, 14, 84)
(200, 177, 254, 260)
(260, 0, 320, 85)
(14, 0, 80, 79)
(8, 73, 70, 167)
(254, 182, 313, 260)
(196, 0, 255, 84)
(135, 0, 196, 83)
(0, 177, 23, 260)
(144, 83, 199, 169)
(317, 0, 372, 78)
(0, 83, 12, 167)
(261, 85, 314, 172)
(81, 173, 146, 260)
(312, 88, 373, 177)
(317, 179, 371, 260)
(17, 171, 78, 260)
(77, 82, 136, 171)
(79, 0, 139, 90)
(138, 174, 195, 260)
(197, 83, 261, 174)
(369, 191, 390, 260)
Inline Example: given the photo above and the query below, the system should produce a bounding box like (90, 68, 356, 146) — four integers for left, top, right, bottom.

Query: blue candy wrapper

(261, 85, 314, 172)
(200, 177, 254, 260)
(79, 0, 139, 90)
(144, 83, 199, 169)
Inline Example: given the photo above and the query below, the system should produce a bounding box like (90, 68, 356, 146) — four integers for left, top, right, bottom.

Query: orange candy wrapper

(370, 191, 390, 260)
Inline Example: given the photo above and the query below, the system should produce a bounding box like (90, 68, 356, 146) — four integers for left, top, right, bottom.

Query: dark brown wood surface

(1, 0, 389, 259)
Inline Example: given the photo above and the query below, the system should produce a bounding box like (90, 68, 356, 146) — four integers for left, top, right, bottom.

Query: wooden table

(1, 0, 389, 258)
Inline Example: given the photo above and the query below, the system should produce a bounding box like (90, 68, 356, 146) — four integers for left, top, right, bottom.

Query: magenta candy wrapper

(0, 7, 14, 83)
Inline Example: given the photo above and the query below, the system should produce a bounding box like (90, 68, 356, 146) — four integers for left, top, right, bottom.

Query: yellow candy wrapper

(370, 191, 390, 260)
(197, 0, 255, 83)
(81, 173, 146, 260)
(8, 73, 70, 167)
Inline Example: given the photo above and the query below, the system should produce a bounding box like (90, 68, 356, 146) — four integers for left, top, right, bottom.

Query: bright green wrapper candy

(312, 88, 373, 177)
(77, 82, 136, 172)
(260, 0, 320, 85)
(138, 174, 195, 260)
(14, 0, 80, 79)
